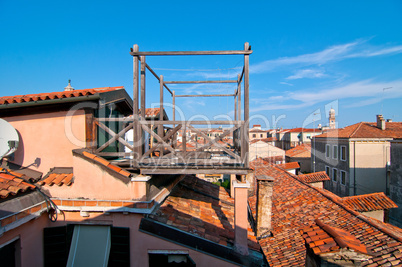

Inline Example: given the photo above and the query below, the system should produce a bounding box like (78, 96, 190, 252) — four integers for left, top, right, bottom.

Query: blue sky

(1, 0, 401, 129)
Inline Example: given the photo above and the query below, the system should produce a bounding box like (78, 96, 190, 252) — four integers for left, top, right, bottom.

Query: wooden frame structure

(94, 43, 252, 174)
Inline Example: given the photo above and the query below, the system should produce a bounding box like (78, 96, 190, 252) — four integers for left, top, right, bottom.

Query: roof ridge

(349, 122, 364, 138)
(303, 179, 402, 243)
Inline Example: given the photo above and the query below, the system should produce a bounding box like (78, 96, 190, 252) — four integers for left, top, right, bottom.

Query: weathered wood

(140, 56, 146, 119)
(97, 152, 133, 157)
(182, 123, 187, 155)
(237, 74, 241, 122)
(95, 123, 134, 153)
(159, 75, 164, 157)
(95, 120, 134, 151)
(140, 167, 250, 175)
(175, 94, 235, 98)
(237, 66, 245, 86)
(133, 44, 141, 160)
(130, 50, 253, 56)
(164, 80, 237, 84)
(85, 111, 97, 152)
(243, 42, 250, 167)
(145, 63, 173, 95)
(96, 118, 244, 125)
(141, 123, 176, 155)
(140, 124, 181, 159)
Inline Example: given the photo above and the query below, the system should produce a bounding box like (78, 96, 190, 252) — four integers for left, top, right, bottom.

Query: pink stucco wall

(4, 110, 87, 174)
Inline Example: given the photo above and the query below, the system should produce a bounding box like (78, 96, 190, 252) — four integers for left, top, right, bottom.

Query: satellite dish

(0, 119, 19, 159)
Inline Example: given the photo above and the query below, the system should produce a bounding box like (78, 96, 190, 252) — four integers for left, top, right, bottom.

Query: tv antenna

(0, 119, 19, 159)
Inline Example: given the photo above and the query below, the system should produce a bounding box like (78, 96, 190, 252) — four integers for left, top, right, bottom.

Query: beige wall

(249, 141, 285, 161)
(361, 210, 384, 222)
(4, 110, 87, 174)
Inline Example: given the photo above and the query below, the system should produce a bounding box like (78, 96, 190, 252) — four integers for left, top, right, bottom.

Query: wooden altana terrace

(94, 43, 252, 175)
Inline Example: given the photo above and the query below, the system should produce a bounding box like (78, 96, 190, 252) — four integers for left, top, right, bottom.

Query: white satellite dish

(0, 118, 19, 159)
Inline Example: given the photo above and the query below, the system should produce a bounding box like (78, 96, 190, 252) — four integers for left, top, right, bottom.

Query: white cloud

(250, 79, 402, 112)
(280, 81, 294, 86)
(286, 69, 326, 80)
(250, 40, 402, 74)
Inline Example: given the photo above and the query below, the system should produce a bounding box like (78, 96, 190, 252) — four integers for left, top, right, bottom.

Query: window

(252, 134, 256, 138)
(341, 171, 346, 185)
(333, 145, 338, 159)
(340, 146, 347, 161)
(149, 251, 195, 267)
(260, 134, 263, 138)
(0, 237, 20, 267)
(325, 166, 330, 177)
(325, 144, 331, 158)
(332, 168, 338, 182)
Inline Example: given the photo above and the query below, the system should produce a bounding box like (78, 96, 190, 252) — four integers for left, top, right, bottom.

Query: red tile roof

(285, 144, 311, 158)
(301, 218, 369, 255)
(340, 192, 397, 212)
(316, 122, 402, 139)
(0, 87, 123, 105)
(149, 175, 259, 250)
(249, 158, 402, 266)
(285, 127, 318, 133)
(276, 161, 300, 170)
(79, 150, 132, 177)
(250, 137, 277, 144)
(0, 169, 36, 199)
(39, 173, 74, 187)
(297, 171, 330, 183)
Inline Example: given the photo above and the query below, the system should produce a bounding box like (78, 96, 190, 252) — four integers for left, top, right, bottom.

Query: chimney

(253, 124, 261, 130)
(376, 115, 386, 130)
(64, 79, 74, 91)
(387, 119, 393, 122)
(232, 179, 250, 255)
(256, 175, 274, 238)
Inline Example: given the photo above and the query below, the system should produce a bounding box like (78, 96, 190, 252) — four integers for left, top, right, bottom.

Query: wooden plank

(140, 56, 146, 119)
(237, 66, 245, 86)
(141, 123, 176, 155)
(133, 44, 141, 161)
(243, 42, 250, 168)
(130, 50, 253, 56)
(164, 80, 237, 84)
(97, 152, 133, 157)
(140, 167, 250, 175)
(140, 124, 181, 158)
(95, 123, 133, 153)
(95, 120, 134, 151)
(145, 63, 173, 95)
(175, 94, 235, 98)
(159, 75, 164, 157)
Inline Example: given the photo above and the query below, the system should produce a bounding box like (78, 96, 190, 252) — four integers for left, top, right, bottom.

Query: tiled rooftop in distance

(316, 121, 402, 139)
(250, 137, 277, 144)
(248, 158, 402, 266)
(0, 169, 36, 199)
(149, 175, 259, 250)
(0, 87, 123, 105)
(275, 161, 300, 170)
(341, 192, 398, 212)
(285, 144, 311, 158)
(297, 171, 330, 184)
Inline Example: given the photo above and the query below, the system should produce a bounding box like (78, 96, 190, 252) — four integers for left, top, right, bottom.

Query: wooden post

(172, 90, 176, 148)
(234, 89, 237, 121)
(237, 74, 241, 121)
(140, 55, 146, 157)
(133, 44, 140, 163)
(159, 75, 164, 157)
(242, 42, 250, 167)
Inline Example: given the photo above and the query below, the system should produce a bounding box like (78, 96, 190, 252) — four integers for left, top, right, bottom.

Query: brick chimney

(233, 179, 250, 255)
(376, 115, 385, 130)
(256, 175, 274, 238)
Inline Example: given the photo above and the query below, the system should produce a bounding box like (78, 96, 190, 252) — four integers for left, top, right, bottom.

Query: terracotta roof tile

(0, 170, 36, 199)
(297, 171, 330, 183)
(341, 192, 398, 212)
(316, 122, 402, 139)
(285, 144, 311, 158)
(250, 137, 277, 144)
(276, 162, 300, 170)
(285, 127, 318, 133)
(149, 175, 259, 251)
(39, 173, 74, 187)
(248, 158, 402, 266)
(80, 150, 131, 178)
(0, 87, 123, 105)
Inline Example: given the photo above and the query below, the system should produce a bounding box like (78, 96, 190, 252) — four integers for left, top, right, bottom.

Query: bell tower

(329, 108, 336, 129)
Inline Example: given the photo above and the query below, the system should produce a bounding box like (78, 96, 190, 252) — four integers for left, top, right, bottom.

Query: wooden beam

(133, 44, 141, 161)
(130, 50, 253, 56)
(140, 124, 181, 159)
(164, 80, 237, 84)
(242, 42, 250, 167)
(95, 120, 134, 151)
(159, 75, 164, 157)
(97, 118, 244, 126)
(175, 94, 235, 98)
(141, 123, 176, 155)
(145, 63, 173, 96)
(140, 56, 146, 119)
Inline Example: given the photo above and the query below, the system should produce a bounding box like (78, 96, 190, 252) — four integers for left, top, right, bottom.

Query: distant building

(285, 144, 312, 173)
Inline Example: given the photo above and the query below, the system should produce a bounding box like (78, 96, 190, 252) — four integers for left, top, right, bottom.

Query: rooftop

(285, 144, 311, 158)
(297, 171, 330, 184)
(249, 158, 402, 266)
(341, 192, 398, 212)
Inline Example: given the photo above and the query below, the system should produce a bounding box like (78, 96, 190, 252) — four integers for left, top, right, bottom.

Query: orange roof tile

(80, 150, 131, 177)
(276, 161, 300, 170)
(39, 171, 74, 187)
(0, 87, 124, 105)
(0, 170, 36, 199)
(286, 144, 311, 158)
(250, 137, 277, 144)
(316, 121, 402, 139)
(297, 171, 330, 183)
(149, 175, 260, 251)
(285, 127, 318, 133)
(340, 192, 397, 212)
(301, 219, 368, 255)
(248, 158, 402, 266)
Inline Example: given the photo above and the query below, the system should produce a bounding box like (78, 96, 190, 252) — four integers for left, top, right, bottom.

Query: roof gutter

(0, 95, 101, 110)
